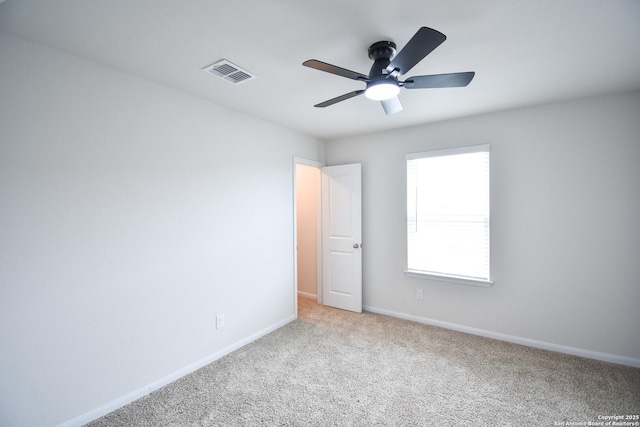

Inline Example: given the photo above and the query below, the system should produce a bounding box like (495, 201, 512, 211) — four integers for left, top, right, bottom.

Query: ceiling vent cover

(203, 60, 256, 85)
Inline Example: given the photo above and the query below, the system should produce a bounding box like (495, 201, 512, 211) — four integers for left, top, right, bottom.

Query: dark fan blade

(314, 90, 365, 108)
(387, 27, 447, 75)
(380, 96, 403, 115)
(403, 72, 475, 89)
(303, 60, 369, 81)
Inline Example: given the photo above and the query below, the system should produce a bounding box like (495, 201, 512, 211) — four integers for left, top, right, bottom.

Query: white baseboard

(297, 291, 317, 300)
(58, 315, 296, 427)
(363, 305, 640, 369)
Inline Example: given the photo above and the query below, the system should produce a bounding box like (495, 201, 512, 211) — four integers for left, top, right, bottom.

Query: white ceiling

(1, 0, 639, 140)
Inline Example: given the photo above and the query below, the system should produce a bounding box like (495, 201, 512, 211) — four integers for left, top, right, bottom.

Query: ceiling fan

(303, 27, 475, 115)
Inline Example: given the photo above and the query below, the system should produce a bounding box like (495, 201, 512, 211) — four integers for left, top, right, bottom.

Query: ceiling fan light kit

(303, 27, 475, 115)
(364, 80, 400, 101)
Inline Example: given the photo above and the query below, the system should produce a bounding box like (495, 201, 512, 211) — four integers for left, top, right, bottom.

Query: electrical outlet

(416, 289, 424, 300)
(216, 314, 224, 329)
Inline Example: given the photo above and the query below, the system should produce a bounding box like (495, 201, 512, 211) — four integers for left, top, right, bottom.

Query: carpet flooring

(87, 298, 640, 426)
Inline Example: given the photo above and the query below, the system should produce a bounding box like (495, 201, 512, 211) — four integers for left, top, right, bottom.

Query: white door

(321, 163, 362, 313)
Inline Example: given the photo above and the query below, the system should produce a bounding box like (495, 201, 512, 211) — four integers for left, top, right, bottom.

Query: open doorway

(293, 158, 363, 316)
(293, 158, 324, 317)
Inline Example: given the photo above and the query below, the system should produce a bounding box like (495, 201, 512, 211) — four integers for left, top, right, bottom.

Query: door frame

(293, 157, 325, 318)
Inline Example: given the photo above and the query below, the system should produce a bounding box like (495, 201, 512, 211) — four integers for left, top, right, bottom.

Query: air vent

(203, 60, 256, 85)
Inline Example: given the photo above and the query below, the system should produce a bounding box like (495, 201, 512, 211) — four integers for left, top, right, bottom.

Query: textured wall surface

(326, 90, 640, 363)
(0, 33, 323, 427)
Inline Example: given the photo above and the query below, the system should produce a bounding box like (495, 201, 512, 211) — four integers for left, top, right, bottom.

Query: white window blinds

(406, 145, 490, 282)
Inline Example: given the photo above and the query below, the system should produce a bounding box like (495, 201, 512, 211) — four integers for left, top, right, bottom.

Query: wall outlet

(416, 289, 424, 300)
(216, 314, 225, 329)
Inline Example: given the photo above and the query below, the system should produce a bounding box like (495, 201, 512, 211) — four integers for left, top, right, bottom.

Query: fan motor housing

(368, 41, 396, 60)
(368, 41, 397, 78)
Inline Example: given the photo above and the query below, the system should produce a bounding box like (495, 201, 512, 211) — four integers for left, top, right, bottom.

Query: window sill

(404, 270, 494, 287)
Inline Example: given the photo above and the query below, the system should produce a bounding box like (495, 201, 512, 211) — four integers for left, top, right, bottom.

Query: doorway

(293, 158, 363, 316)
(293, 158, 323, 317)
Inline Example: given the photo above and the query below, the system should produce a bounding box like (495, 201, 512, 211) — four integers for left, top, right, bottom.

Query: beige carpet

(88, 298, 640, 426)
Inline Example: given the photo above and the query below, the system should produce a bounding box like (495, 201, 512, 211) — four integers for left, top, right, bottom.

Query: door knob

(353, 243, 360, 249)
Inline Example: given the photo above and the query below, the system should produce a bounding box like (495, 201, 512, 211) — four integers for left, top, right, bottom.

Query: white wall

(296, 164, 320, 299)
(325, 91, 640, 363)
(0, 33, 323, 427)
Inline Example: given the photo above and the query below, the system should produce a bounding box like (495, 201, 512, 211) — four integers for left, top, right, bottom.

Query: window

(406, 145, 491, 285)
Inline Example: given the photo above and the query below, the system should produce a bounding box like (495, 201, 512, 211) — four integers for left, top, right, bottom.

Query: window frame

(404, 144, 493, 287)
